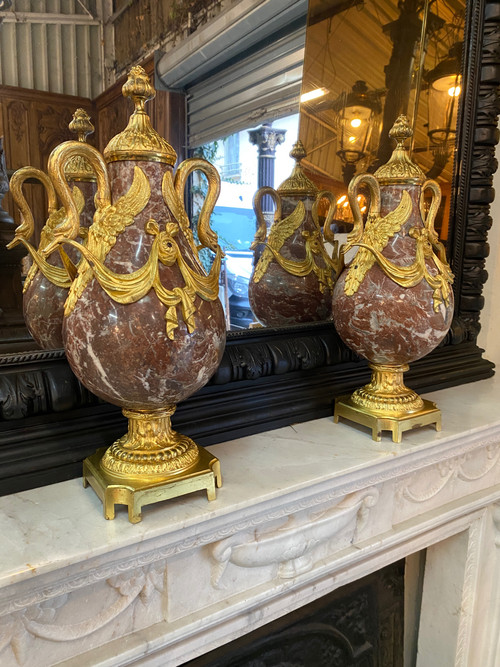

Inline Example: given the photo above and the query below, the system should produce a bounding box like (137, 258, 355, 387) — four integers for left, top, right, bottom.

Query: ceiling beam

(0, 11, 100, 26)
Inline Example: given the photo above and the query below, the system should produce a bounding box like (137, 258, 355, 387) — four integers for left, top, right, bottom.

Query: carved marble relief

(210, 489, 379, 585)
(0, 562, 165, 667)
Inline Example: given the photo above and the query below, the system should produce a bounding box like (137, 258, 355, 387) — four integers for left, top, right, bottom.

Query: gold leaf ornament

(342, 175, 453, 311)
(8, 165, 85, 291)
(23, 186, 85, 291)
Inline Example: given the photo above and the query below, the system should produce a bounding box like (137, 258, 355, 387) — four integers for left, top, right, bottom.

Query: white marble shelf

(1, 378, 500, 666)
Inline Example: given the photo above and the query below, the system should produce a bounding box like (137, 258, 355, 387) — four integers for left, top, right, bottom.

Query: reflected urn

(8, 109, 96, 349)
(248, 141, 342, 327)
(332, 116, 454, 442)
(48, 66, 226, 522)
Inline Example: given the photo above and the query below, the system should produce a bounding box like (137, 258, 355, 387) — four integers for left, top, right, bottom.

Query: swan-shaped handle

(251, 186, 282, 250)
(343, 173, 381, 255)
(7, 167, 58, 250)
(314, 190, 336, 244)
(313, 190, 343, 276)
(174, 157, 221, 253)
(47, 140, 110, 254)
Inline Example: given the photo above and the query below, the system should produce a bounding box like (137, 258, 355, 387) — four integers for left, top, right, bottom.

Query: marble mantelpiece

(1, 378, 500, 666)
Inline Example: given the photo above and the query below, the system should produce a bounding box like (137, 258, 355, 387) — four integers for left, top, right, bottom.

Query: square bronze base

(83, 446, 222, 523)
(334, 396, 442, 443)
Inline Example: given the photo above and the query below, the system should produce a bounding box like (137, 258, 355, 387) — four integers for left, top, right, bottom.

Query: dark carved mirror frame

(0, 0, 498, 496)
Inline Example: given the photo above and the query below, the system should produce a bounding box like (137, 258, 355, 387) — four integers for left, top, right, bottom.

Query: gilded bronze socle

(334, 363, 441, 443)
(101, 407, 200, 477)
(84, 445, 221, 524)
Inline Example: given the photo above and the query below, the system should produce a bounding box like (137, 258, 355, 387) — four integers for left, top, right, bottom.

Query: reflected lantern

(425, 42, 463, 147)
(333, 80, 382, 183)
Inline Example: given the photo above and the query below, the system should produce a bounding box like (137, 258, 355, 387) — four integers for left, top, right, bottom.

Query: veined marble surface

(0, 376, 498, 592)
(1, 377, 500, 667)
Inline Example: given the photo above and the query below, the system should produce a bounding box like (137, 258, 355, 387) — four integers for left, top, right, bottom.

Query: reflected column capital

(248, 123, 287, 158)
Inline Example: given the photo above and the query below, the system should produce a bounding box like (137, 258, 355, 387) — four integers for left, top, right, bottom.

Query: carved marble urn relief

(8, 109, 96, 349)
(332, 116, 454, 442)
(49, 67, 225, 522)
(248, 141, 342, 327)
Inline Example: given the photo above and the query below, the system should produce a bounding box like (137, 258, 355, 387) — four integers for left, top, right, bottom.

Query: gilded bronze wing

(344, 190, 412, 295)
(65, 166, 150, 315)
(253, 200, 305, 283)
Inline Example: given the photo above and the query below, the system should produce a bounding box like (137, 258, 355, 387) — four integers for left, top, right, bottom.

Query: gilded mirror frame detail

(0, 0, 498, 495)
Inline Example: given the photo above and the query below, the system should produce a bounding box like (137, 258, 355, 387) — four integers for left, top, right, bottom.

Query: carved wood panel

(450, 0, 500, 341)
(113, 0, 221, 75)
(0, 85, 95, 247)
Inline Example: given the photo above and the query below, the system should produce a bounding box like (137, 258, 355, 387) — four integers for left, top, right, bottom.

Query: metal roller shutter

(155, 0, 307, 148)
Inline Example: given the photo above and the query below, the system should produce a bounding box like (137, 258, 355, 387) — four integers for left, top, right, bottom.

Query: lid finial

(277, 140, 318, 196)
(69, 108, 95, 142)
(65, 108, 96, 182)
(374, 115, 426, 185)
(103, 66, 177, 166)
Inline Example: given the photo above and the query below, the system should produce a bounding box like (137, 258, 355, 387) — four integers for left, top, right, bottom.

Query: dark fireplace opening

(183, 559, 406, 667)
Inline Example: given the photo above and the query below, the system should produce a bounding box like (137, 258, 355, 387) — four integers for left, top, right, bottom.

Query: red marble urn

(48, 67, 225, 521)
(332, 116, 454, 443)
(248, 141, 342, 327)
(8, 109, 96, 349)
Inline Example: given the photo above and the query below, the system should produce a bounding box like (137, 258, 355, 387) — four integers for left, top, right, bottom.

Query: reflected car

(225, 250, 254, 329)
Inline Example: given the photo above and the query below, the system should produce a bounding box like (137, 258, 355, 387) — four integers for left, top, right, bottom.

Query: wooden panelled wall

(1, 58, 185, 243)
(0, 86, 95, 246)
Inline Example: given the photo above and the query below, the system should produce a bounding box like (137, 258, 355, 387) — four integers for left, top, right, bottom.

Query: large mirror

(188, 0, 465, 331)
(301, 0, 463, 232)
(0, 0, 471, 339)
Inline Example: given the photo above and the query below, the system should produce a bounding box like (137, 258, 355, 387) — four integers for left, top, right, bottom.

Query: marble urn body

(62, 156, 226, 411)
(248, 141, 341, 327)
(332, 116, 454, 442)
(9, 109, 96, 349)
(48, 66, 225, 521)
(333, 181, 453, 365)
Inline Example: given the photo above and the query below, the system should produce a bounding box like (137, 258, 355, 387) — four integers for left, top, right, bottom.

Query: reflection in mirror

(247, 139, 342, 328)
(191, 115, 299, 330)
(300, 0, 465, 243)
(8, 111, 97, 350)
(3, 0, 466, 340)
(194, 0, 465, 331)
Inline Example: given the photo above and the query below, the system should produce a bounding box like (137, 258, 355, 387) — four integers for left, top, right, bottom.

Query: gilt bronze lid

(277, 140, 319, 197)
(103, 66, 177, 166)
(374, 115, 426, 185)
(64, 109, 96, 182)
